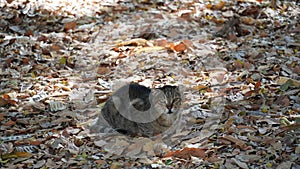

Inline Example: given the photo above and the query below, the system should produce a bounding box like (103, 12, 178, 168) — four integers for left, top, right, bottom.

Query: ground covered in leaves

(0, 0, 300, 168)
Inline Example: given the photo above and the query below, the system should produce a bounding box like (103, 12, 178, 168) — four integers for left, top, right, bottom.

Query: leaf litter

(0, 0, 300, 168)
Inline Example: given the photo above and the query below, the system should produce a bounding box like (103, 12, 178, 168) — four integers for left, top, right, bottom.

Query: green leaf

(280, 79, 293, 91)
(60, 57, 67, 65)
(165, 159, 173, 165)
(295, 117, 300, 124)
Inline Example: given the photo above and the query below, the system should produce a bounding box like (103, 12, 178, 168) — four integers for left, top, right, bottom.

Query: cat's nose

(166, 105, 173, 114)
(166, 104, 172, 110)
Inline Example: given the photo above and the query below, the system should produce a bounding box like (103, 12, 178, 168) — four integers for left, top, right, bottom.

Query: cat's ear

(149, 88, 164, 101)
(111, 96, 122, 109)
(176, 84, 185, 94)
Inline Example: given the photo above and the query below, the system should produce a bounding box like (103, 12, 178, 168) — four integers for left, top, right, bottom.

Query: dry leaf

(116, 38, 148, 47)
(0, 97, 9, 107)
(164, 147, 207, 159)
(0, 113, 4, 121)
(222, 135, 249, 150)
(64, 21, 77, 31)
(3, 120, 16, 126)
(135, 46, 165, 54)
(97, 66, 110, 75)
(153, 39, 169, 47)
(2, 152, 33, 160)
(215, 1, 226, 10)
(173, 42, 187, 52)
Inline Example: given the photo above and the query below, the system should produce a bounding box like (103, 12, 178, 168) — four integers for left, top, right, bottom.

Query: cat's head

(154, 85, 183, 115)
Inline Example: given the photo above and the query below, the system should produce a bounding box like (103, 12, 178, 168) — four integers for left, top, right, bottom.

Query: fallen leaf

(3, 120, 16, 126)
(164, 147, 207, 159)
(214, 1, 226, 10)
(153, 39, 169, 47)
(280, 79, 293, 91)
(173, 42, 186, 52)
(2, 152, 33, 160)
(64, 21, 77, 31)
(0, 97, 9, 107)
(0, 114, 4, 121)
(276, 95, 290, 107)
(277, 77, 300, 87)
(97, 66, 110, 75)
(135, 46, 165, 54)
(116, 38, 148, 47)
(222, 135, 249, 150)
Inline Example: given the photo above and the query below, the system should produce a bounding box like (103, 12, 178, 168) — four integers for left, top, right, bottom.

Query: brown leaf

(214, 1, 226, 10)
(64, 21, 77, 31)
(164, 147, 207, 159)
(153, 39, 169, 47)
(37, 35, 48, 42)
(0, 97, 9, 107)
(25, 30, 34, 37)
(0, 113, 4, 121)
(276, 95, 290, 107)
(233, 60, 243, 69)
(15, 152, 33, 158)
(29, 140, 42, 146)
(192, 85, 211, 92)
(95, 160, 106, 165)
(292, 65, 300, 75)
(182, 39, 194, 49)
(236, 125, 256, 131)
(222, 135, 250, 150)
(3, 120, 16, 126)
(228, 33, 237, 41)
(51, 44, 62, 52)
(97, 66, 110, 75)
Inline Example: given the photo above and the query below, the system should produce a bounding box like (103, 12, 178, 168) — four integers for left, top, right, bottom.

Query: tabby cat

(99, 83, 182, 137)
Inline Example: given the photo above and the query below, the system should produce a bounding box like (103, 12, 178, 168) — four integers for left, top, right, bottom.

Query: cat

(98, 83, 183, 137)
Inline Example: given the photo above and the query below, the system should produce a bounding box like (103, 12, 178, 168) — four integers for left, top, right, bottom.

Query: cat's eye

(173, 98, 181, 103)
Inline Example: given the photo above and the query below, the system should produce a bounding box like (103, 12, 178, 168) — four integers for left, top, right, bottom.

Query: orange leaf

(164, 147, 206, 159)
(3, 93, 10, 99)
(215, 1, 226, 10)
(206, 4, 213, 9)
(255, 81, 261, 89)
(168, 43, 175, 50)
(174, 42, 187, 52)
